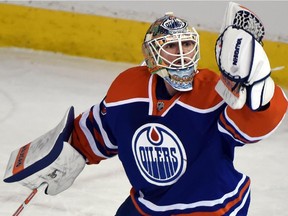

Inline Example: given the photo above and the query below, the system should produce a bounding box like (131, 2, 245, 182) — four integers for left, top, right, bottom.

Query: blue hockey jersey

(71, 66, 287, 215)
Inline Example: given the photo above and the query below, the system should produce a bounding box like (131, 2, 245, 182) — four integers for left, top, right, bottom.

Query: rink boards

(0, 3, 287, 88)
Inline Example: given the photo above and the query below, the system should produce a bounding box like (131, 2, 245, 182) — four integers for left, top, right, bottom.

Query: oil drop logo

(132, 123, 187, 186)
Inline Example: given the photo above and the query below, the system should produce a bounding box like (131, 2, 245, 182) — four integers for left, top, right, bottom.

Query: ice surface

(0, 48, 287, 215)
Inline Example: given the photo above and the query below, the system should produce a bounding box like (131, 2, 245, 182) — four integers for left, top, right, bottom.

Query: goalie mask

(142, 12, 200, 91)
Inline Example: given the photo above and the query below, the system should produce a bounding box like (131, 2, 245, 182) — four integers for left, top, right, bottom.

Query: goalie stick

(12, 183, 48, 216)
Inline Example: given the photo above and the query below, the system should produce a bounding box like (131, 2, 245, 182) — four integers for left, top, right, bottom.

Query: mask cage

(144, 30, 200, 73)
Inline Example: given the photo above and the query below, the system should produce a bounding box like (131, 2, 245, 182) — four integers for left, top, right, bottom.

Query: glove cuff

(246, 77, 275, 111)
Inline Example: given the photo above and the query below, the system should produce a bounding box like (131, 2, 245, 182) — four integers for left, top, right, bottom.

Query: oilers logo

(132, 123, 187, 186)
(161, 17, 187, 32)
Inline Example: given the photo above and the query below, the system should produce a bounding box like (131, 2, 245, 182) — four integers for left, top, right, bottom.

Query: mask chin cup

(164, 67, 195, 91)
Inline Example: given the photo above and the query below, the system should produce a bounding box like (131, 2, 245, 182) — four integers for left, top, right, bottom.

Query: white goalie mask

(142, 12, 200, 91)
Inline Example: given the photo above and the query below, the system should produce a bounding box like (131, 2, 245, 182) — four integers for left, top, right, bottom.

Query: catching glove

(215, 2, 274, 111)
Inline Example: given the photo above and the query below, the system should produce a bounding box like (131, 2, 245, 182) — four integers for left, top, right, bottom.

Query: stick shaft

(12, 183, 47, 216)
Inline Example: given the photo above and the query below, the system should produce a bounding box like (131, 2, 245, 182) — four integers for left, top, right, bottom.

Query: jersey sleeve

(71, 101, 118, 164)
(69, 66, 149, 164)
(218, 85, 287, 144)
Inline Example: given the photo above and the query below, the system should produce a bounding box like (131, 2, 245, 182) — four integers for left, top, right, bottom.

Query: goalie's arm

(219, 85, 287, 144)
(71, 101, 118, 165)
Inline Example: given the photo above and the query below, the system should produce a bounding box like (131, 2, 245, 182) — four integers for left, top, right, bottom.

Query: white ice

(0, 48, 287, 216)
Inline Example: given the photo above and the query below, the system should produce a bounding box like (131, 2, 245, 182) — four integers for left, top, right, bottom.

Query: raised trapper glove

(215, 26, 274, 110)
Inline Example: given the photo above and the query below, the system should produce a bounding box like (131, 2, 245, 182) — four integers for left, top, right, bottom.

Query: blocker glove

(4, 107, 86, 195)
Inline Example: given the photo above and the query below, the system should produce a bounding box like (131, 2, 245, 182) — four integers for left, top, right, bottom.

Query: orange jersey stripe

(130, 188, 151, 216)
(173, 179, 250, 216)
(219, 113, 252, 143)
(88, 111, 106, 149)
(130, 179, 250, 216)
(225, 85, 287, 138)
(72, 114, 105, 164)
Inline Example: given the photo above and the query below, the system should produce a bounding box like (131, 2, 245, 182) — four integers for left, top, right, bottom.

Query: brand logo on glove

(47, 169, 60, 179)
(132, 123, 187, 186)
(13, 143, 31, 175)
(233, 38, 243, 66)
